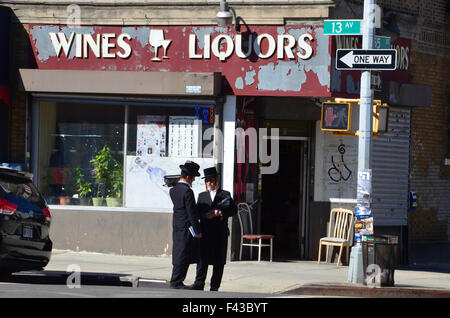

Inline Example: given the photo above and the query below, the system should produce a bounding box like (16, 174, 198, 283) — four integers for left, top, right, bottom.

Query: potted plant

(106, 162, 123, 207)
(90, 145, 110, 206)
(74, 167, 92, 205)
(90, 145, 122, 207)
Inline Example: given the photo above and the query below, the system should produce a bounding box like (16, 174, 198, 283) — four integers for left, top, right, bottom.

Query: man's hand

(206, 210, 222, 219)
(206, 212, 215, 220)
(196, 233, 203, 239)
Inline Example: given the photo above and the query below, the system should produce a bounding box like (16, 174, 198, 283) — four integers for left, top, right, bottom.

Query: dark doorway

(261, 138, 308, 259)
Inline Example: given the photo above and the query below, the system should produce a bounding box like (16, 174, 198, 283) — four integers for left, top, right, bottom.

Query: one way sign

(336, 49, 397, 70)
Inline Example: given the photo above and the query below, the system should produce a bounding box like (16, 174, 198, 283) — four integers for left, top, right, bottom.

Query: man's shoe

(210, 288, 219, 291)
(190, 284, 205, 291)
(170, 283, 191, 290)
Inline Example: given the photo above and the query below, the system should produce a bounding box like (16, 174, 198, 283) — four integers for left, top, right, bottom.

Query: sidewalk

(43, 249, 450, 296)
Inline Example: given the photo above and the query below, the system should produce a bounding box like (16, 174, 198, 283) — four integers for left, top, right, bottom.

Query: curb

(283, 283, 450, 298)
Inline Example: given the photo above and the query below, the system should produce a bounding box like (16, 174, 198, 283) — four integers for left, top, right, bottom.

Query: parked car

(0, 167, 52, 274)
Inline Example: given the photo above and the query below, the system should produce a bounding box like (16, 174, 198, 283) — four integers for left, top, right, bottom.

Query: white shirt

(209, 189, 217, 202)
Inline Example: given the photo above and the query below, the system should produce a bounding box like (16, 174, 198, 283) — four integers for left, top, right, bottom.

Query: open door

(261, 137, 310, 259)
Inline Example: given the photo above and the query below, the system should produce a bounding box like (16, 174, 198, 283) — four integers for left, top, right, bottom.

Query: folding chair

(318, 208, 354, 266)
(237, 202, 275, 262)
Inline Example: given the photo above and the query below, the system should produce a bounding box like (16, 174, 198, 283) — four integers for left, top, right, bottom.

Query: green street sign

(324, 20, 362, 35)
(375, 36, 391, 49)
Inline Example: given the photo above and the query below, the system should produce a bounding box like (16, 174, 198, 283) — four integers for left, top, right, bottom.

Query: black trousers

(170, 263, 190, 287)
(194, 261, 225, 291)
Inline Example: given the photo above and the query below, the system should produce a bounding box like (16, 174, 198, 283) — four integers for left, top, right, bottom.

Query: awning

(19, 69, 222, 96)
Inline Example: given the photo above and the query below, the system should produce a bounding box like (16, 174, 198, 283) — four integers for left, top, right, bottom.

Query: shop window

(38, 102, 124, 207)
(38, 101, 217, 210)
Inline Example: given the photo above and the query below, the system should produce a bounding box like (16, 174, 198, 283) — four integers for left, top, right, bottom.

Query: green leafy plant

(90, 145, 122, 198)
(110, 162, 123, 198)
(73, 167, 92, 198)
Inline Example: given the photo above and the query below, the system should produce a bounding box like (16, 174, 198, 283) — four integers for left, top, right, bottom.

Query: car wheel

(0, 270, 13, 282)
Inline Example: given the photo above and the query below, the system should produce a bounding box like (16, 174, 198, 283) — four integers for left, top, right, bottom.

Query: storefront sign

(28, 25, 331, 97)
(46, 31, 314, 62)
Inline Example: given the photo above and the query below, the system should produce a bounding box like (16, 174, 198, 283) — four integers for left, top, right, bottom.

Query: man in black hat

(191, 167, 237, 291)
(169, 160, 202, 289)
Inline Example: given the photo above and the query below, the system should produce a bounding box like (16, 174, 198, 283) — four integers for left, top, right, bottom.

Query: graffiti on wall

(328, 144, 352, 182)
(314, 121, 357, 201)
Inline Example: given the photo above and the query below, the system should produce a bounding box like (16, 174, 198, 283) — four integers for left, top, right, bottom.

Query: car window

(0, 179, 47, 210)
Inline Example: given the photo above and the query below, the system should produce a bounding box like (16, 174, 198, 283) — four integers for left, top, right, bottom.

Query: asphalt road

(0, 274, 446, 317)
(0, 281, 271, 298)
(0, 271, 278, 299)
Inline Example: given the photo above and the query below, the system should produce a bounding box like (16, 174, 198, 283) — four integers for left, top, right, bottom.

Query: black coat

(169, 182, 201, 265)
(197, 189, 237, 265)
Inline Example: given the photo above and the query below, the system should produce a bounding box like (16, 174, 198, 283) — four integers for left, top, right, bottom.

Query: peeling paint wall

(28, 24, 331, 97)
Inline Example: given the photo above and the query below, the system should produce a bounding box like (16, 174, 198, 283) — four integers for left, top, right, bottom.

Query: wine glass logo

(149, 29, 171, 61)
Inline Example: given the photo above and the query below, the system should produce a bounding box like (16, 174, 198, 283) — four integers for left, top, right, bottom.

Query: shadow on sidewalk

(0, 270, 137, 287)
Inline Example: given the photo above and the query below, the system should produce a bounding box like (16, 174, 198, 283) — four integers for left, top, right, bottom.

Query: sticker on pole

(336, 49, 397, 70)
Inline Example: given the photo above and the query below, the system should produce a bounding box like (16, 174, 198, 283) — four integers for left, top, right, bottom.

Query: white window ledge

(49, 205, 172, 214)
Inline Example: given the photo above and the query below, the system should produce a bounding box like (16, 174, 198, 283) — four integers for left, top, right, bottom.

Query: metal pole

(358, 0, 375, 172)
(348, 0, 376, 284)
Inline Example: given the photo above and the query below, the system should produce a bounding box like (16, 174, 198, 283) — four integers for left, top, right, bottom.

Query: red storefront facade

(20, 22, 335, 259)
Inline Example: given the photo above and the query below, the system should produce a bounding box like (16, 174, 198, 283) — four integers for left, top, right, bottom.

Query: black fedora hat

(179, 160, 201, 177)
(202, 167, 220, 179)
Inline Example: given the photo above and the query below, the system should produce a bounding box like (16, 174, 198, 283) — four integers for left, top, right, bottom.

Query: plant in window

(73, 167, 92, 205)
(90, 145, 122, 207)
(107, 161, 123, 207)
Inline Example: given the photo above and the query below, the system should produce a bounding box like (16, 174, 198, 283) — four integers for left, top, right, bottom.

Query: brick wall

(409, 51, 450, 245)
(357, 0, 450, 250)
(376, 0, 448, 26)
(8, 21, 31, 163)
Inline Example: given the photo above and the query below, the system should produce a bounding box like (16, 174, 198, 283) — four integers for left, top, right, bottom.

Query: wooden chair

(318, 208, 354, 266)
(237, 202, 275, 262)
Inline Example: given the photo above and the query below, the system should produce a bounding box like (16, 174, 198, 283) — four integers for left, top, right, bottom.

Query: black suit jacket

(169, 182, 201, 265)
(197, 189, 237, 265)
